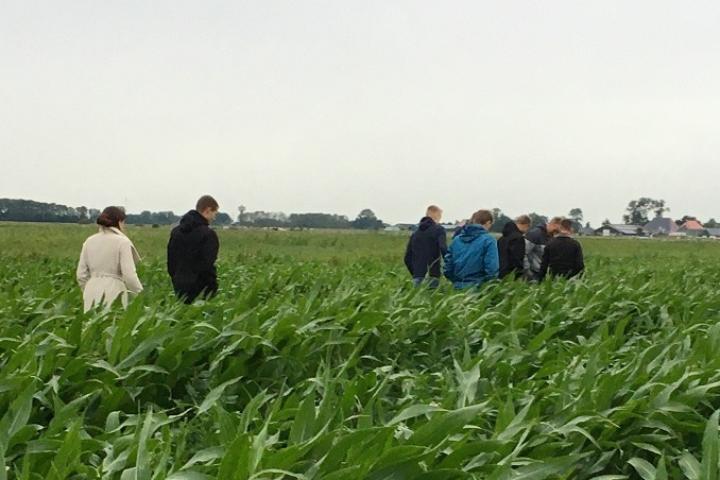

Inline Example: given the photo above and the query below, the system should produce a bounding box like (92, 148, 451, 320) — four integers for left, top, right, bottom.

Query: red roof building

(680, 219, 704, 231)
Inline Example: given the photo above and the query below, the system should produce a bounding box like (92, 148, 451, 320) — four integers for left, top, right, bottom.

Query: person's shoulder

(546, 237, 561, 248)
(526, 227, 543, 243)
(84, 232, 101, 243)
(114, 234, 134, 248)
(206, 225, 219, 239)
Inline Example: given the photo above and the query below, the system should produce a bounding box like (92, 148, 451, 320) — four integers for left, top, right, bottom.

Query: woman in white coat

(76, 207, 143, 312)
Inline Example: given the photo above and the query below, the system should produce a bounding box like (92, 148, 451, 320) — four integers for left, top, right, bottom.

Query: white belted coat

(76, 227, 143, 312)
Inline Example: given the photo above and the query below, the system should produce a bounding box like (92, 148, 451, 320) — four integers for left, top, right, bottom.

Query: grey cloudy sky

(1, 1, 718, 225)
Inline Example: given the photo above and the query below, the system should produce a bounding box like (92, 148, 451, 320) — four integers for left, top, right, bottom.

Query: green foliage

(2, 225, 720, 478)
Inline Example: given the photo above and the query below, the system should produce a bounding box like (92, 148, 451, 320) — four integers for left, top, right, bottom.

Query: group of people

(404, 206, 585, 289)
(76, 195, 221, 311)
(75, 197, 585, 311)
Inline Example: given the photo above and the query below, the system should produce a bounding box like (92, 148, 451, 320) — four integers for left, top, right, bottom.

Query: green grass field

(2, 223, 720, 479)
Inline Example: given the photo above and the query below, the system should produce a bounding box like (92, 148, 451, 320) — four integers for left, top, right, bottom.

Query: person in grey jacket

(524, 217, 562, 281)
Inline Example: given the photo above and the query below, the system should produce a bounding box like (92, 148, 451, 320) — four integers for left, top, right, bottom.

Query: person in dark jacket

(539, 218, 585, 280)
(524, 216, 562, 281)
(167, 195, 220, 303)
(444, 209, 499, 289)
(497, 215, 531, 279)
(404, 205, 447, 288)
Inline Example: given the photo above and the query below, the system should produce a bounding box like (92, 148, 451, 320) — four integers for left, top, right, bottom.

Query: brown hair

(196, 195, 219, 212)
(470, 209, 493, 225)
(560, 218, 575, 232)
(97, 206, 127, 228)
(549, 216, 564, 225)
(516, 214, 531, 226)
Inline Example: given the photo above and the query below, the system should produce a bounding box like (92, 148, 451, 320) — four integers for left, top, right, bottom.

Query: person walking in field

(524, 216, 562, 281)
(443, 209, 499, 289)
(404, 205, 447, 288)
(539, 218, 585, 280)
(76, 207, 143, 312)
(498, 214, 531, 279)
(167, 195, 220, 303)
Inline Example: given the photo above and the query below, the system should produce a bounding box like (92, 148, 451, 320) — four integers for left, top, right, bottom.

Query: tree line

(2, 197, 717, 230)
(0, 199, 386, 230)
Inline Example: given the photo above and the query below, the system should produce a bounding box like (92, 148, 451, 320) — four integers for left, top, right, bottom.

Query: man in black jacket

(404, 205, 447, 288)
(524, 216, 562, 281)
(167, 195, 220, 303)
(498, 215, 531, 279)
(539, 218, 585, 280)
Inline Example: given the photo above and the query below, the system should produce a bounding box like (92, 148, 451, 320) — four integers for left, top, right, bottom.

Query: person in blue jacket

(444, 209, 500, 289)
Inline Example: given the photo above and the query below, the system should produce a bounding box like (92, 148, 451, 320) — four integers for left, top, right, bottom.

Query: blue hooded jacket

(443, 224, 499, 289)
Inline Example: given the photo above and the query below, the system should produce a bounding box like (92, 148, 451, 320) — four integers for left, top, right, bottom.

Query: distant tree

(352, 209, 384, 230)
(289, 213, 351, 229)
(0, 199, 81, 223)
(568, 208, 584, 232)
(602, 219, 611, 226)
(237, 205, 247, 223)
(215, 212, 233, 225)
(706, 218, 719, 228)
(125, 210, 178, 225)
(490, 208, 512, 233)
(623, 198, 668, 225)
(236, 210, 290, 227)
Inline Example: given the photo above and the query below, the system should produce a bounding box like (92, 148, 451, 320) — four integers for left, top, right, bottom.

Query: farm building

(595, 224, 645, 237)
(644, 216, 678, 236)
(678, 219, 707, 237)
(706, 228, 720, 238)
(579, 225, 596, 236)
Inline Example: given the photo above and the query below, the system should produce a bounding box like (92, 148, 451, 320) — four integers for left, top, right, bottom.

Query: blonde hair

(426, 205, 442, 216)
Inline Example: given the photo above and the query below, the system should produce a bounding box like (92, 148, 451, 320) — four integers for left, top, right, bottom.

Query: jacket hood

(179, 210, 209, 233)
(458, 224, 490, 243)
(418, 216, 437, 231)
(502, 221, 521, 236)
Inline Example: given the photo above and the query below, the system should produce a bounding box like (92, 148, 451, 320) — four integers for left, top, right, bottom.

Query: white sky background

(1, 1, 718, 226)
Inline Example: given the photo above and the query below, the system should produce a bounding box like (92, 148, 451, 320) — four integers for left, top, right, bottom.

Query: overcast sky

(1, 1, 718, 225)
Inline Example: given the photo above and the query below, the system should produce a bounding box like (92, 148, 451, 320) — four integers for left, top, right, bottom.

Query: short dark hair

(196, 195, 219, 212)
(560, 219, 574, 232)
(549, 216, 564, 225)
(97, 206, 127, 228)
(470, 209, 493, 225)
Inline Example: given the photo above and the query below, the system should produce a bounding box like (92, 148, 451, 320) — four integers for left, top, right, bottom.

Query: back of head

(96, 206, 126, 229)
(196, 195, 219, 213)
(516, 215, 531, 227)
(470, 209, 493, 226)
(560, 218, 574, 233)
(549, 216, 564, 226)
(426, 205, 442, 222)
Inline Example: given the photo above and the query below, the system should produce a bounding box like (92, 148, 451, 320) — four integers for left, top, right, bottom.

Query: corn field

(2, 225, 720, 479)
